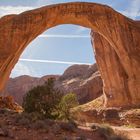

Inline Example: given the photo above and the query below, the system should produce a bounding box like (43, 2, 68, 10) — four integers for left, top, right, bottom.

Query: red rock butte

(0, 2, 140, 108)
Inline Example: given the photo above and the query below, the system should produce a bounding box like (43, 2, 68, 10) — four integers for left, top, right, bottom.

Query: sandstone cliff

(55, 64, 103, 104)
(1, 64, 103, 105)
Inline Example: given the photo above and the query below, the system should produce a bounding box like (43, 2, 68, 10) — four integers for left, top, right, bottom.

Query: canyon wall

(91, 32, 140, 107)
(0, 2, 139, 107)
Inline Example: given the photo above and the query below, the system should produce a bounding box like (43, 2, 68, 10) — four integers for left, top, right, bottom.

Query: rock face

(0, 96, 23, 112)
(91, 31, 140, 108)
(0, 2, 140, 108)
(1, 64, 103, 105)
(55, 64, 103, 104)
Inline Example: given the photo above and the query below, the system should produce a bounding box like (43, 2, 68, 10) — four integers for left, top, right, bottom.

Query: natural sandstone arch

(0, 2, 140, 108)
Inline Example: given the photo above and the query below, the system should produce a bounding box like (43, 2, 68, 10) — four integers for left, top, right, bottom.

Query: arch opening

(3, 24, 103, 105)
(10, 24, 95, 78)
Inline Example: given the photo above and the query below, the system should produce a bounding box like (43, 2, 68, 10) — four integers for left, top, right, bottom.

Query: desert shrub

(23, 78, 79, 120)
(91, 124, 131, 140)
(59, 120, 77, 132)
(97, 124, 114, 138)
(31, 120, 48, 130)
(58, 93, 79, 120)
(18, 118, 30, 126)
(14, 112, 32, 127)
(22, 78, 63, 119)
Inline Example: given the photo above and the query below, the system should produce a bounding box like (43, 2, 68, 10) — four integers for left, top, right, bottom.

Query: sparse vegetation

(59, 93, 79, 120)
(91, 123, 131, 140)
(22, 78, 63, 119)
(22, 78, 79, 120)
(59, 121, 77, 132)
(31, 120, 49, 131)
(72, 95, 103, 113)
(123, 124, 137, 128)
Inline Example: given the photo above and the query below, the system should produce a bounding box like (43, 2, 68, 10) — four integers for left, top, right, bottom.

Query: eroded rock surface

(0, 2, 140, 108)
(91, 31, 140, 108)
(55, 64, 103, 104)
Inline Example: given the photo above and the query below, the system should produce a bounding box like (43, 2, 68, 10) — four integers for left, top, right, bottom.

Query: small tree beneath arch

(22, 78, 63, 119)
(59, 93, 79, 120)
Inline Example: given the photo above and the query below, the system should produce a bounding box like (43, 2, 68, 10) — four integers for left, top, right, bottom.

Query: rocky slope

(55, 64, 103, 104)
(1, 64, 103, 105)
(0, 96, 23, 112)
(0, 75, 59, 105)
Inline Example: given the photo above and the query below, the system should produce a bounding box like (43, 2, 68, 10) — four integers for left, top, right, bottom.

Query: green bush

(23, 78, 79, 120)
(22, 78, 63, 119)
(59, 93, 79, 120)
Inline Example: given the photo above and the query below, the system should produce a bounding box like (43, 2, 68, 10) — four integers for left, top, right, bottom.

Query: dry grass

(72, 95, 104, 112)
(91, 124, 131, 140)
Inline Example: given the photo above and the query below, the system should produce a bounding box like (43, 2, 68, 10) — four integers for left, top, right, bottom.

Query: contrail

(38, 34, 90, 38)
(19, 58, 91, 65)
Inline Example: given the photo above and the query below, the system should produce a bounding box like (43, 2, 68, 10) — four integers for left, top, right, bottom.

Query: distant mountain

(1, 64, 103, 105)
(55, 64, 103, 104)
(1, 75, 59, 105)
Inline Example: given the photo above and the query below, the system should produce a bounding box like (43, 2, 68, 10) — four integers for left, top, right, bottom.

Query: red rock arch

(0, 2, 140, 107)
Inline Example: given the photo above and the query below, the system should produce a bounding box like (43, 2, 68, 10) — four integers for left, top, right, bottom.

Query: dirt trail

(113, 127, 140, 140)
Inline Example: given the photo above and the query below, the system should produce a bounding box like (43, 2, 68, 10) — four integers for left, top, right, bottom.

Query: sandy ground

(0, 108, 140, 140)
(0, 111, 104, 140)
(113, 127, 140, 140)
(81, 123, 140, 140)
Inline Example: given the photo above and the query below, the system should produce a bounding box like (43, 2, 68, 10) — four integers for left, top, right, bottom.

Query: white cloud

(0, 6, 35, 17)
(39, 34, 90, 38)
(35, 0, 55, 6)
(121, 0, 140, 19)
(10, 58, 91, 78)
(76, 26, 89, 34)
(10, 62, 33, 77)
(19, 58, 91, 65)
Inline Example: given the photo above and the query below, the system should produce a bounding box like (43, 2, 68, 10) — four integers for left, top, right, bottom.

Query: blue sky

(0, 0, 140, 77)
